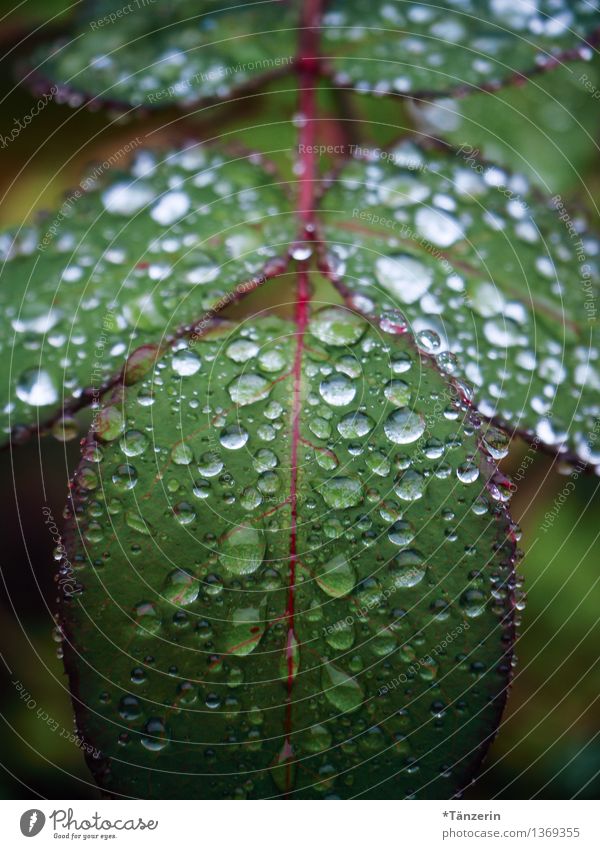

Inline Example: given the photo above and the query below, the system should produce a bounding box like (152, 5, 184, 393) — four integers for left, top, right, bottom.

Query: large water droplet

(316, 553, 356, 598)
(102, 181, 155, 215)
(337, 411, 374, 439)
(322, 663, 363, 713)
(221, 601, 267, 656)
(309, 307, 367, 346)
(319, 374, 356, 407)
(228, 374, 271, 406)
(390, 550, 426, 588)
(220, 425, 249, 450)
(219, 525, 266, 576)
(321, 477, 363, 509)
(16, 368, 58, 406)
(384, 408, 426, 444)
(172, 350, 201, 376)
(163, 569, 199, 606)
(375, 255, 433, 304)
(150, 191, 190, 225)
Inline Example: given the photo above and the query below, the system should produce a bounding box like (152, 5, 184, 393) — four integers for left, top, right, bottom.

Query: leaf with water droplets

(61, 311, 516, 799)
(321, 141, 600, 467)
(0, 144, 293, 441)
(322, 0, 600, 97)
(23, 0, 600, 107)
(24, 0, 298, 109)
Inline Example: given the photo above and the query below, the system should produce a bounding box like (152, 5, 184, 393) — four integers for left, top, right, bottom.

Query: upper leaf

(320, 141, 600, 467)
(25, 0, 299, 108)
(23, 0, 600, 108)
(323, 0, 600, 96)
(0, 144, 293, 439)
(2, 140, 599, 467)
(60, 311, 516, 799)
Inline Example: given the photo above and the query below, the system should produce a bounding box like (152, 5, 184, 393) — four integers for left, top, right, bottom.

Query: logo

(20, 810, 46, 837)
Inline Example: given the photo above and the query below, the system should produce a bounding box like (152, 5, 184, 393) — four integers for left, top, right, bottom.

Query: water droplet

(16, 368, 58, 406)
(316, 553, 356, 598)
(388, 520, 415, 546)
(219, 525, 265, 576)
(172, 350, 201, 376)
(221, 601, 267, 656)
(300, 724, 332, 753)
(120, 430, 148, 457)
(321, 477, 363, 509)
(379, 309, 408, 334)
(460, 589, 487, 618)
(375, 255, 433, 304)
(102, 181, 155, 215)
(337, 411, 374, 438)
(228, 373, 271, 406)
(309, 307, 367, 346)
(319, 374, 356, 406)
(395, 469, 426, 501)
(51, 416, 78, 442)
(457, 463, 480, 484)
(112, 463, 138, 490)
(133, 601, 161, 634)
(220, 425, 249, 450)
(95, 405, 125, 442)
(171, 443, 194, 465)
(163, 569, 199, 606)
(226, 339, 259, 362)
(416, 207, 462, 247)
(384, 379, 411, 406)
(482, 426, 510, 460)
(141, 717, 169, 751)
(322, 663, 363, 713)
(151, 191, 190, 225)
(416, 329, 441, 353)
(390, 550, 426, 588)
(384, 409, 426, 444)
(197, 451, 224, 477)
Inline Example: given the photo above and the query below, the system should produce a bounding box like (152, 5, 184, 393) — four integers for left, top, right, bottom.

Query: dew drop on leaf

(321, 662, 364, 714)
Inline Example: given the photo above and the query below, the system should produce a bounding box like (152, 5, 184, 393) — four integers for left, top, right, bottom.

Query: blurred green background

(0, 0, 599, 800)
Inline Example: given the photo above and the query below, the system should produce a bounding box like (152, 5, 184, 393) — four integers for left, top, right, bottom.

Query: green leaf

(323, 0, 600, 97)
(26, 0, 298, 108)
(0, 144, 293, 439)
(320, 141, 600, 466)
(61, 312, 516, 799)
(3, 140, 599, 465)
(24, 1, 600, 108)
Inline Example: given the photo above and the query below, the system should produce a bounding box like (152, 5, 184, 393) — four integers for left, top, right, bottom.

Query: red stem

(282, 0, 323, 795)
